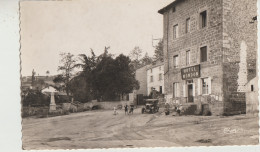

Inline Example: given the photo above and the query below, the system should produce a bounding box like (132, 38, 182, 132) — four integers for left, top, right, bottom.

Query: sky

(20, 0, 173, 76)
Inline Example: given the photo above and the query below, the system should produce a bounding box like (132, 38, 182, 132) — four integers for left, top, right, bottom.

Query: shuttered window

(200, 46, 207, 62)
(173, 82, 179, 98)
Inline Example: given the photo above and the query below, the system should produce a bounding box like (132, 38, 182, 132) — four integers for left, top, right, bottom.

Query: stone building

(245, 77, 258, 116)
(128, 65, 149, 105)
(147, 60, 164, 95)
(158, 0, 257, 115)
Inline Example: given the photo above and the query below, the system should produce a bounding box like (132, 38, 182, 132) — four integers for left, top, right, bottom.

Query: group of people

(124, 105, 134, 115)
(113, 105, 134, 115)
(164, 103, 183, 116)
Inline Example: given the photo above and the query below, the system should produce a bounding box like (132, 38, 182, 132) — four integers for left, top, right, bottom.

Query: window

(202, 78, 209, 94)
(150, 76, 153, 82)
(200, 46, 207, 62)
(159, 73, 162, 80)
(173, 82, 179, 98)
(172, 6, 176, 13)
(150, 69, 152, 73)
(173, 55, 179, 68)
(160, 86, 163, 94)
(173, 24, 179, 39)
(200, 11, 207, 28)
(251, 85, 254, 91)
(186, 50, 190, 65)
(186, 18, 190, 33)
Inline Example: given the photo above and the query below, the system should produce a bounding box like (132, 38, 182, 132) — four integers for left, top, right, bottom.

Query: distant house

(146, 60, 164, 95)
(128, 65, 149, 105)
(41, 86, 58, 94)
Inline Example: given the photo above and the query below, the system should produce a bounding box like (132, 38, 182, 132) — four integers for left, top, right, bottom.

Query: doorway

(188, 84, 194, 103)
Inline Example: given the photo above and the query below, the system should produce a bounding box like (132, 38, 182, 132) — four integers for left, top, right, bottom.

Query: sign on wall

(181, 65, 200, 80)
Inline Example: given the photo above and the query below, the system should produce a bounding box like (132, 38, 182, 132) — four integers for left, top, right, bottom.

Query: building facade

(147, 61, 164, 95)
(128, 65, 149, 105)
(136, 65, 149, 96)
(159, 0, 257, 115)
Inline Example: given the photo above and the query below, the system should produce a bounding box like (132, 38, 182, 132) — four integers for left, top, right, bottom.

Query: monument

(49, 92, 56, 112)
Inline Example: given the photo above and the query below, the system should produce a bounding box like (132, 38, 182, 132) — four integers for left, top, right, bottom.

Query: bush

(22, 90, 50, 107)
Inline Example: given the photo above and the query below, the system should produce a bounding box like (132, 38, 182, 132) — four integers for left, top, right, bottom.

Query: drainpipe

(167, 11, 170, 79)
(163, 11, 170, 77)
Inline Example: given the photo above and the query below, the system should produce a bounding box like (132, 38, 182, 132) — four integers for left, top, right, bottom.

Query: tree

(129, 46, 142, 61)
(56, 52, 76, 97)
(154, 40, 164, 61)
(68, 48, 139, 101)
(129, 46, 143, 70)
(46, 70, 50, 77)
(140, 52, 153, 67)
(73, 49, 98, 102)
(69, 75, 92, 102)
(114, 54, 139, 99)
(31, 69, 36, 87)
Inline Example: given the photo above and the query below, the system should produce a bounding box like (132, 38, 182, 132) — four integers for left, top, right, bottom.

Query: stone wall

(222, 0, 257, 114)
(246, 77, 259, 116)
(162, 0, 224, 115)
(161, 0, 257, 115)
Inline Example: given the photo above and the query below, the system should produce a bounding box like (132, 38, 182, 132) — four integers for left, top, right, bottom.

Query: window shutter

(197, 79, 201, 95)
(183, 83, 187, 97)
(193, 83, 196, 96)
(208, 77, 212, 94)
(176, 83, 178, 97)
(176, 25, 179, 38)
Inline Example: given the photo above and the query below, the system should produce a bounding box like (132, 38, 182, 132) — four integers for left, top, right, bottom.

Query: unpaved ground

(22, 108, 259, 149)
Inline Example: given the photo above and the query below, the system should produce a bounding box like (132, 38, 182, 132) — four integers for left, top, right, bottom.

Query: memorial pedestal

(49, 92, 56, 112)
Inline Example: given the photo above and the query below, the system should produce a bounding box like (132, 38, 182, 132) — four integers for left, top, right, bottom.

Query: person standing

(124, 105, 128, 115)
(113, 107, 117, 115)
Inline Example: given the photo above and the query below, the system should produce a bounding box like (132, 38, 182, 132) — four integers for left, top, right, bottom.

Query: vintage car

(141, 99, 159, 114)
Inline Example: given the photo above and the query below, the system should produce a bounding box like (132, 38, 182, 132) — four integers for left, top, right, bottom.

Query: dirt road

(22, 108, 259, 149)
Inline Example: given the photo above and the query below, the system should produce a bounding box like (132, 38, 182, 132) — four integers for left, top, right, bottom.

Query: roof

(41, 86, 58, 93)
(146, 60, 164, 70)
(158, 0, 181, 14)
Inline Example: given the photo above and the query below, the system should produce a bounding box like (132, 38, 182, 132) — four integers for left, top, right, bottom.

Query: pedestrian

(129, 105, 134, 114)
(113, 107, 118, 115)
(124, 105, 128, 115)
(177, 104, 183, 116)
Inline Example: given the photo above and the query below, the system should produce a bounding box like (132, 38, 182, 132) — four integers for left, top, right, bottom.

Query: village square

(20, 0, 259, 149)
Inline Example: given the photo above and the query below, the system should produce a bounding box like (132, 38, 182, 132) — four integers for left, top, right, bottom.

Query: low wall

(61, 100, 134, 111)
(97, 101, 133, 110)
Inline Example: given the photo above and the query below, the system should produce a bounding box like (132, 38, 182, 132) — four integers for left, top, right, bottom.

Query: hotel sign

(181, 65, 200, 80)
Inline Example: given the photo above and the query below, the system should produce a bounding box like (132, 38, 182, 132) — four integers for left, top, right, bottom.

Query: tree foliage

(154, 40, 164, 61)
(56, 52, 77, 96)
(140, 52, 153, 67)
(73, 48, 139, 101)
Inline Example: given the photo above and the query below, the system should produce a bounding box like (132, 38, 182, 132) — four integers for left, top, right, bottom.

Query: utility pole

(152, 35, 162, 48)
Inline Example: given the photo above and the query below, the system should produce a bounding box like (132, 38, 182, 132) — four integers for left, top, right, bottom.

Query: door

(188, 84, 194, 102)
(137, 94, 144, 105)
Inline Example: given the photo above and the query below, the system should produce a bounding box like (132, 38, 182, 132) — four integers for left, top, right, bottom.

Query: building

(129, 65, 149, 105)
(245, 77, 258, 116)
(147, 60, 164, 96)
(136, 65, 149, 96)
(159, 0, 257, 115)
